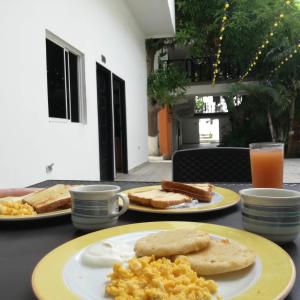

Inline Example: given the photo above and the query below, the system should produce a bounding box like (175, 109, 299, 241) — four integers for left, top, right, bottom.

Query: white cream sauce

(81, 241, 134, 268)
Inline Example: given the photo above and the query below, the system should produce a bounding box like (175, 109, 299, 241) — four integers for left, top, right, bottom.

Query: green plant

(148, 65, 188, 107)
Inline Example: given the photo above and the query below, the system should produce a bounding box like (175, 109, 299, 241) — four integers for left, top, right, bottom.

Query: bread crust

(162, 180, 213, 202)
(128, 189, 191, 208)
(23, 184, 71, 213)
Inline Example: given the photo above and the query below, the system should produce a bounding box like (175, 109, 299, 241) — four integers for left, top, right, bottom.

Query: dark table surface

(0, 180, 299, 300)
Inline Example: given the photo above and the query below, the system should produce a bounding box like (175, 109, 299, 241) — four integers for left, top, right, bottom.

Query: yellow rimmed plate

(0, 188, 71, 221)
(0, 208, 71, 221)
(122, 185, 240, 213)
(32, 221, 295, 300)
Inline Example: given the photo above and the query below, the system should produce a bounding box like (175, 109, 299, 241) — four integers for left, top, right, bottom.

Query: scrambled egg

(0, 201, 36, 216)
(106, 256, 218, 300)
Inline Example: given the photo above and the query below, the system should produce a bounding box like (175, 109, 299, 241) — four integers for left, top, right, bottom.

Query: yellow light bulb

(258, 51, 262, 55)
(286, 0, 291, 4)
(225, 3, 229, 9)
(262, 44, 265, 48)
(290, 54, 293, 58)
(285, 58, 288, 61)
(298, 44, 300, 48)
(217, 60, 221, 64)
(219, 36, 223, 40)
(280, 14, 284, 18)
(281, 61, 284, 64)
(223, 16, 227, 21)
(218, 49, 222, 53)
(274, 22, 278, 27)
(221, 27, 225, 32)
(255, 56, 258, 60)
(270, 32, 274, 37)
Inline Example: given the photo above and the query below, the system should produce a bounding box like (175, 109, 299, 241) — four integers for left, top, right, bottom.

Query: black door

(113, 74, 128, 173)
(96, 63, 114, 180)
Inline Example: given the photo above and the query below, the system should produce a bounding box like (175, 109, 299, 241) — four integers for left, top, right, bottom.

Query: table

(0, 180, 299, 300)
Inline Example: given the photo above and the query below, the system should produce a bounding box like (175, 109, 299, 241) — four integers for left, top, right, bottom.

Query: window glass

(46, 37, 82, 122)
(46, 39, 66, 119)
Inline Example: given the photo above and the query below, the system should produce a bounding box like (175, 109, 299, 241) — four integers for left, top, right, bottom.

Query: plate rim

(0, 208, 71, 221)
(31, 221, 296, 300)
(122, 185, 240, 214)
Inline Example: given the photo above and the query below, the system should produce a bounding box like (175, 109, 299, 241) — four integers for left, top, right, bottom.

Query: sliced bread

(23, 184, 71, 213)
(161, 180, 213, 202)
(128, 189, 192, 209)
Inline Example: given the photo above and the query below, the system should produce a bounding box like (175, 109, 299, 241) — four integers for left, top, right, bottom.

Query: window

(46, 35, 85, 122)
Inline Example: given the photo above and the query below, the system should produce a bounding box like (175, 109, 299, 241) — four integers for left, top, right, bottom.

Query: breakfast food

(22, 184, 71, 213)
(162, 180, 213, 202)
(81, 241, 134, 268)
(0, 188, 42, 198)
(135, 228, 210, 257)
(128, 189, 192, 208)
(135, 229, 256, 276)
(0, 201, 36, 216)
(106, 256, 218, 300)
(177, 239, 256, 275)
(101, 229, 256, 300)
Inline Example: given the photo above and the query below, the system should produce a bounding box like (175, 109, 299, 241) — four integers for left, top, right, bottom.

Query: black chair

(172, 147, 251, 183)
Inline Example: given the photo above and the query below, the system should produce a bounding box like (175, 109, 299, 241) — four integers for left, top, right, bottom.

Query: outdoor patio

(116, 157, 300, 183)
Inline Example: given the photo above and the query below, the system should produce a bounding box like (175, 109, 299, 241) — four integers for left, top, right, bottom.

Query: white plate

(123, 185, 240, 214)
(32, 222, 296, 300)
(0, 197, 70, 221)
(63, 231, 262, 300)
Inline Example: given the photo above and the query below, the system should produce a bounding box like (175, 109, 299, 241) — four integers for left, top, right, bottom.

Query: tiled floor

(116, 158, 300, 183)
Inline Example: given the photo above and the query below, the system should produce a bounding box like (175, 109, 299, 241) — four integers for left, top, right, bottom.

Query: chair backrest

(172, 147, 252, 183)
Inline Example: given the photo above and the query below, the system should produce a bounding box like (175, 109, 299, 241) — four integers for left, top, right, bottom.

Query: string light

(239, 0, 292, 81)
(269, 43, 300, 77)
(212, 1, 230, 86)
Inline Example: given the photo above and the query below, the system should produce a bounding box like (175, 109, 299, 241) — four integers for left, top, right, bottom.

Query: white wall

(0, 0, 148, 187)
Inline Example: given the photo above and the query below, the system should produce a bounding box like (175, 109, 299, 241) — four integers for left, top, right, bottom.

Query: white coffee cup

(69, 185, 129, 230)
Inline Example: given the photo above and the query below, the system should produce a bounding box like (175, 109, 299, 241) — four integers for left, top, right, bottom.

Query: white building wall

(0, 0, 148, 187)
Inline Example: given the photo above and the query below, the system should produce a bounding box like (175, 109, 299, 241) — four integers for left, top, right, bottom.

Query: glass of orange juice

(249, 143, 284, 188)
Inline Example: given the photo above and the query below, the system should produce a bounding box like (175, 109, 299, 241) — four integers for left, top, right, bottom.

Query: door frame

(96, 63, 114, 180)
(112, 73, 128, 174)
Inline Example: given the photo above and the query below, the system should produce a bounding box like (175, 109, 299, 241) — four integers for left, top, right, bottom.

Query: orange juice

(250, 147, 284, 188)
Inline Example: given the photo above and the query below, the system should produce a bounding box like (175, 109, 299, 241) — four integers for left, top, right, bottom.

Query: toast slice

(128, 189, 192, 209)
(161, 180, 213, 202)
(23, 184, 71, 213)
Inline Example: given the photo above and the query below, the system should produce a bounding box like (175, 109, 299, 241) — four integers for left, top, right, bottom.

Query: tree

(228, 79, 300, 156)
(225, 0, 300, 156)
(147, 65, 188, 137)
(146, 39, 188, 155)
(146, 0, 300, 155)
(175, 0, 300, 79)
